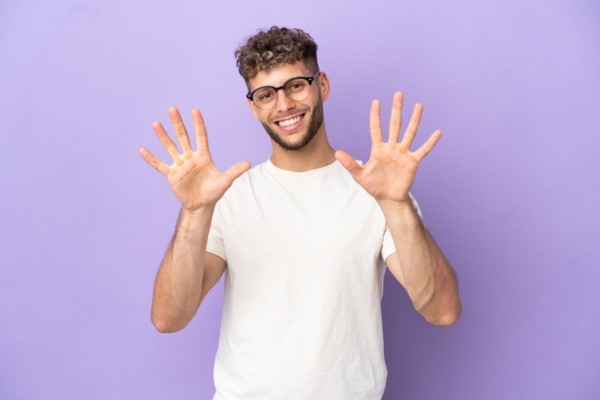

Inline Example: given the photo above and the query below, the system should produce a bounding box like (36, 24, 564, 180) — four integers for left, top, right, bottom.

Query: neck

(269, 127, 336, 172)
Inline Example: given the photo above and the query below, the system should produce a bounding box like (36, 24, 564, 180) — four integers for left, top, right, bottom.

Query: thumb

(335, 150, 362, 178)
(225, 161, 251, 181)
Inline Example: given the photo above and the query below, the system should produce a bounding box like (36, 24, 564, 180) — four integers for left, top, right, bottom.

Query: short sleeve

(380, 193, 424, 261)
(206, 205, 227, 262)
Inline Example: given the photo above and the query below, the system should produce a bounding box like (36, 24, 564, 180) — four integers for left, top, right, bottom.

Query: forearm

(380, 199, 461, 326)
(151, 206, 214, 332)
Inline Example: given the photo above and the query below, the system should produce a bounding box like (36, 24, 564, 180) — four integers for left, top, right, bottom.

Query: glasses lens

(253, 88, 277, 109)
(285, 78, 311, 102)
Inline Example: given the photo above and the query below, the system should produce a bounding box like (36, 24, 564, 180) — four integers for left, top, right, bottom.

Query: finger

(388, 92, 404, 143)
(369, 100, 383, 144)
(400, 103, 424, 151)
(168, 107, 193, 155)
(224, 161, 251, 181)
(335, 150, 363, 179)
(413, 130, 442, 162)
(139, 147, 171, 176)
(152, 121, 182, 164)
(192, 108, 210, 153)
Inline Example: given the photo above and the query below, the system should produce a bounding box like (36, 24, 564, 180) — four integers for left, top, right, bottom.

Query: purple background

(1, 1, 599, 399)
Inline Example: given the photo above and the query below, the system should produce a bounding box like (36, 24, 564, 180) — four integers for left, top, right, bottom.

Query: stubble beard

(261, 96, 324, 151)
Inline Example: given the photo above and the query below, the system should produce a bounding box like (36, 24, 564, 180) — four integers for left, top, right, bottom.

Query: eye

(287, 80, 306, 92)
(255, 89, 275, 102)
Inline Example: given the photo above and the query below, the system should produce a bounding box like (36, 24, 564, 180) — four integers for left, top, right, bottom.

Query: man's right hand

(139, 107, 250, 211)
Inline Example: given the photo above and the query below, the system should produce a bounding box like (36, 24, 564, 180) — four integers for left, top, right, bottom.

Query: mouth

(274, 113, 306, 130)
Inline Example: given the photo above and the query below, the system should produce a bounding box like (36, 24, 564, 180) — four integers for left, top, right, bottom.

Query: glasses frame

(246, 71, 321, 110)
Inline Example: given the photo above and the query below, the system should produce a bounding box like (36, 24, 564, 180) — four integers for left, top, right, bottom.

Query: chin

(263, 124, 317, 151)
(262, 98, 324, 152)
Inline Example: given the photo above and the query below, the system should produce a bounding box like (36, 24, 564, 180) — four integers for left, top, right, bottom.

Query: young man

(140, 27, 461, 399)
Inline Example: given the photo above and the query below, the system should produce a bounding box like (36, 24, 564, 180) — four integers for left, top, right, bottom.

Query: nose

(275, 88, 294, 112)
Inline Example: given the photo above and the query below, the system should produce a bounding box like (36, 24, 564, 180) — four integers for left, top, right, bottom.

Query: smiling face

(259, 93, 324, 151)
(247, 62, 330, 152)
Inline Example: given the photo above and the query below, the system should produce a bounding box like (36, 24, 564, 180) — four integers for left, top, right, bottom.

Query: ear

(247, 98, 260, 120)
(317, 72, 331, 102)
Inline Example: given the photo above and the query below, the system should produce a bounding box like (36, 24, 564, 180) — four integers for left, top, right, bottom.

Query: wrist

(180, 205, 215, 219)
(377, 196, 424, 232)
(376, 197, 413, 212)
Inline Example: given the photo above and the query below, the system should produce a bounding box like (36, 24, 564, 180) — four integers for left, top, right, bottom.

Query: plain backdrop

(1, 1, 599, 399)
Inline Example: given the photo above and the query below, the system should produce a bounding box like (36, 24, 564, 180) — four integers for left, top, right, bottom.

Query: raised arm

(335, 92, 461, 326)
(140, 107, 250, 333)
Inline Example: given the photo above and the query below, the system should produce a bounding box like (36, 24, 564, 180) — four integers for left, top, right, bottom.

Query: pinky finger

(139, 147, 171, 176)
(413, 130, 442, 162)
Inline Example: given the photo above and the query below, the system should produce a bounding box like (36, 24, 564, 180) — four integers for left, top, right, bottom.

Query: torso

(208, 159, 393, 399)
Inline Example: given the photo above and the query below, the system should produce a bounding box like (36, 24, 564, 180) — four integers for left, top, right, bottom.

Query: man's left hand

(335, 92, 441, 205)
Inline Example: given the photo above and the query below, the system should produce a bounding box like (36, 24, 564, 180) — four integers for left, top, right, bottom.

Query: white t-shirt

(207, 159, 408, 399)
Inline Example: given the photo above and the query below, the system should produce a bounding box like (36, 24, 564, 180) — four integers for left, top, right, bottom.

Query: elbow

(153, 321, 178, 334)
(425, 302, 462, 327)
(430, 309, 461, 327)
(151, 313, 186, 333)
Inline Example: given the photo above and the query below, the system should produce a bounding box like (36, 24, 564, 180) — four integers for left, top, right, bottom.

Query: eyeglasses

(246, 72, 320, 110)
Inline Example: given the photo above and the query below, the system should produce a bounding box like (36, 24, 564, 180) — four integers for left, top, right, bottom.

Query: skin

(335, 94, 461, 325)
(257, 81, 324, 151)
(246, 62, 335, 172)
(139, 108, 248, 332)
(140, 61, 461, 332)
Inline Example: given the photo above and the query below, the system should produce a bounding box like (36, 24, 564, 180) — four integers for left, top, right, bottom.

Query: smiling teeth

(279, 116, 301, 127)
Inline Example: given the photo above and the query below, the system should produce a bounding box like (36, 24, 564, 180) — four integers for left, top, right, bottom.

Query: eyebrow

(250, 75, 307, 92)
(247, 72, 319, 98)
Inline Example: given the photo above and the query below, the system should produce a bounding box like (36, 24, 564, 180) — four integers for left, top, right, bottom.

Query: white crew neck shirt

(208, 159, 411, 399)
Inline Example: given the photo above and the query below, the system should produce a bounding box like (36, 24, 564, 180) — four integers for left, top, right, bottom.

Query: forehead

(248, 62, 313, 91)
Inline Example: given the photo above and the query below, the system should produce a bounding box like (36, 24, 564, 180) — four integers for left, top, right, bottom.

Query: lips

(275, 113, 304, 126)
(277, 115, 302, 127)
(273, 113, 306, 132)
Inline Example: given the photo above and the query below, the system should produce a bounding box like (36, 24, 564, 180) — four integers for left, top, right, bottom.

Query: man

(140, 27, 461, 399)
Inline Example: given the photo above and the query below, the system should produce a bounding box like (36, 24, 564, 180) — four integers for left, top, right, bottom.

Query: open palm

(139, 107, 250, 211)
(335, 92, 441, 204)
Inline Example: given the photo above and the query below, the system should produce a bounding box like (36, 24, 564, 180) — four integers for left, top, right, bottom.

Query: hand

(139, 107, 250, 211)
(335, 92, 441, 205)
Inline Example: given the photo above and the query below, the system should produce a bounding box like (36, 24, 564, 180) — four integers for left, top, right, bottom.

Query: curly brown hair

(235, 26, 319, 85)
